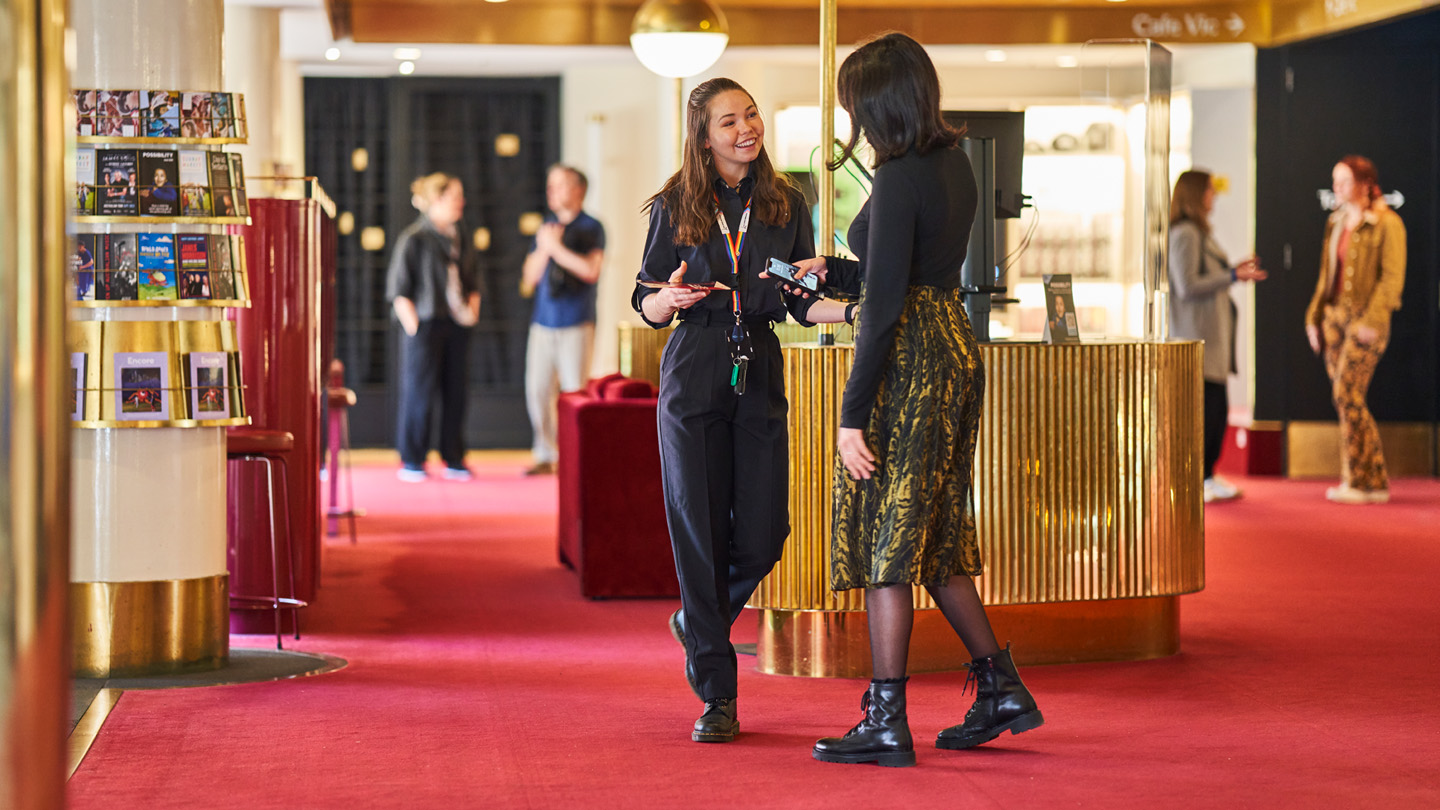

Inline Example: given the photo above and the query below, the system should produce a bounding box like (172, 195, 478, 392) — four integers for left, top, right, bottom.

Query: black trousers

(658, 322, 789, 701)
(397, 319, 471, 470)
(1203, 380, 1228, 480)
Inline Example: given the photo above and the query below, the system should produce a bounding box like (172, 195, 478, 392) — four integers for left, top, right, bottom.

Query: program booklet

(73, 235, 98, 301)
(75, 90, 96, 136)
(187, 351, 230, 418)
(96, 90, 140, 137)
(143, 90, 181, 138)
(177, 149, 211, 216)
(208, 151, 236, 216)
(138, 150, 180, 216)
(137, 233, 178, 300)
(102, 234, 139, 301)
(1041, 273, 1080, 344)
(181, 92, 212, 138)
(114, 351, 169, 420)
(209, 235, 236, 300)
(76, 148, 96, 215)
(70, 352, 88, 421)
(227, 153, 249, 217)
(96, 149, 138, 216)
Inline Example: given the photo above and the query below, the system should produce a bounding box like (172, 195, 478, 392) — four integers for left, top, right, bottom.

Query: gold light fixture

(629, 0, 730, 78)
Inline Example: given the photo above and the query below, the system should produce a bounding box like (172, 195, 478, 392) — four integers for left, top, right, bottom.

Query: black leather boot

(936, 645, 1044, 750)
(812, 679, 916, 767)
(668, 610, 701, 699)
(692, 698, 738, 743)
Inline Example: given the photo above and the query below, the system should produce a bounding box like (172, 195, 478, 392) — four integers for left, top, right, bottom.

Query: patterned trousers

(1321, 305, 1389, 491)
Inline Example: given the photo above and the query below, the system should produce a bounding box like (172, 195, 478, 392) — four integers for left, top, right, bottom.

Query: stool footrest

(229, 596, 308, 611)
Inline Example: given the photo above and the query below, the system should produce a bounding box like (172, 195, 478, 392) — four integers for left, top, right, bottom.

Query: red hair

(1337, 155, 1381, 205)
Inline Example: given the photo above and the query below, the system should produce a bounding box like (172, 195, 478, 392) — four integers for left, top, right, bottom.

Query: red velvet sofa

(556, 374, 680, 598)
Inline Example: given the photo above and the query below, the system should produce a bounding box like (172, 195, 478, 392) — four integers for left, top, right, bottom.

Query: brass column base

(755, 597, 1179, 677)
(71, 575, 230, 678)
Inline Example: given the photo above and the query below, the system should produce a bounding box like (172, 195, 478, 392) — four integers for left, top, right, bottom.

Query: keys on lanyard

(728, 305, 752, 396)
(716, 195, 753, 395)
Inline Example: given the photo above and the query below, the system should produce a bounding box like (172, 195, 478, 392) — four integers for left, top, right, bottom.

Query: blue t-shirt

(531, 211, 605, 328)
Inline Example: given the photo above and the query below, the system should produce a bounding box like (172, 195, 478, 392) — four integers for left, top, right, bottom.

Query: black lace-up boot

(812, 678, 916, 767)
(936, 645, 1044, 750)
(692, 698, 738, 743)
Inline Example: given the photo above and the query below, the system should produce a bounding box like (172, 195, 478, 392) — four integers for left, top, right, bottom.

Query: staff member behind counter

(633, 77, 815, 745)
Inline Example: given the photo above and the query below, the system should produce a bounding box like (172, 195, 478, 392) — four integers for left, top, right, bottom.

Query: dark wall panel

(1254, 12, 1440, 425)
(305, 76, 559, 449)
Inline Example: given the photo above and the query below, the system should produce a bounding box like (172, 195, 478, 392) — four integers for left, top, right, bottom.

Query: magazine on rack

(188, 352, 230, 418)
(114, 352, 169, 421)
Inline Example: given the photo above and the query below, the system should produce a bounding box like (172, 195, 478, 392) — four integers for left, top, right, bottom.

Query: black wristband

(844, 302, 857, 325)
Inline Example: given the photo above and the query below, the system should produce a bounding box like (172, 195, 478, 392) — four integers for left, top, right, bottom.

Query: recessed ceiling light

(398, 61, 416, 75)
(485, 0, 509, 4)
(324, 47, 340, 61)
(393, 47, 422, 61)
(1106, 0, 1127, 3)
(1056, 55, 1079, 68)
(984, 50, 1007, 63)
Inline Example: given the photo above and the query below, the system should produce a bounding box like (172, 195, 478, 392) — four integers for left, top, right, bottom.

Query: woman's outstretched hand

(760, 257, 829, 299)
(837, 427, 876, 480)
(651, 262, 709, 319)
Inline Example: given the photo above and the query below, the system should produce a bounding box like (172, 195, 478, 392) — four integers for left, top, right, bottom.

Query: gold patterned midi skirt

(830, 286, 984, 591)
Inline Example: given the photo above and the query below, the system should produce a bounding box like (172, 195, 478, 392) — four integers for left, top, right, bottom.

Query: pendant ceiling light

(629, 0, 730, 78)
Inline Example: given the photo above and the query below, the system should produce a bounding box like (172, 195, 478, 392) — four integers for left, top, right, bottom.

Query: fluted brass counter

(617, 324, 1205, 674)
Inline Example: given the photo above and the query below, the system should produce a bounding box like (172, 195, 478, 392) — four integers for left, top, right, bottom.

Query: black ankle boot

(936, 645, 1044, 750)
(692, 698, 738, 743)
(668, 610, 701, 699)
(812, 679, 916, 767)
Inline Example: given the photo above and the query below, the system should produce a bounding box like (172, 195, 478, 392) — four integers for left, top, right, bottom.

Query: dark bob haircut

(831, 32, 961, 171)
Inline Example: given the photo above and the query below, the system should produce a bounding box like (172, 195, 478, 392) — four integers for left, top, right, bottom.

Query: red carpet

(69, 464, 1440, 808)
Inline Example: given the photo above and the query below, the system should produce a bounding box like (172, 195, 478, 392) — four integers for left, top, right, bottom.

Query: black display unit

(945, 110, 1026, 341)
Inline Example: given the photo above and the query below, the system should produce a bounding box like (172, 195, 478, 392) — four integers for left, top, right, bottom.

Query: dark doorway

(304, 76, 560, 449)
(1254, 13, 1440, 441)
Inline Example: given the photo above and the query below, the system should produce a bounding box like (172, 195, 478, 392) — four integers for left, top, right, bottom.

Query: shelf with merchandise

(75, 89, 248, 142)
(68, 319, 250, 429)
(69, 230, 251, 307)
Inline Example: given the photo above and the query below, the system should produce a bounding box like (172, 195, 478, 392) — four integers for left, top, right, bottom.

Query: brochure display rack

(69, 87, 251, 433)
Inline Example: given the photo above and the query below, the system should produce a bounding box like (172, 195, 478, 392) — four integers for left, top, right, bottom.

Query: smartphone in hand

(766, 257, 821, 294)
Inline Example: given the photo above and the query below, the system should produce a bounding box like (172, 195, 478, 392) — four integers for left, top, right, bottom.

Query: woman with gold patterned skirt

(772, 33, 1043, 768)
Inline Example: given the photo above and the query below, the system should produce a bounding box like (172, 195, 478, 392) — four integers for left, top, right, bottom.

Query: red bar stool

(227, 427, 308, 649)
(325, 359, 360, 544)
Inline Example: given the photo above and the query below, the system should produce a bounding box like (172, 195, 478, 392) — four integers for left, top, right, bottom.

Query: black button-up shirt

(633, 175, 816, 327)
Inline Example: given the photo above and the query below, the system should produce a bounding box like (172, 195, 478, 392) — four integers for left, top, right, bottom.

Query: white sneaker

(1325, 484, 1389, 504)
(1203, 476, 1241, 503)
(397, 467, 427, 483)
(442, 466, 473, 482)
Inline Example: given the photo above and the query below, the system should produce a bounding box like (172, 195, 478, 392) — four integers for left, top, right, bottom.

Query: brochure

(188, 351, 230, 418)
(114, 351, 169, 420)
(1041, 273, 1080, 345)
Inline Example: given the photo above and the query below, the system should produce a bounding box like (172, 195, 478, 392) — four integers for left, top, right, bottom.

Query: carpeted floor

(67, 461, 1440, 809)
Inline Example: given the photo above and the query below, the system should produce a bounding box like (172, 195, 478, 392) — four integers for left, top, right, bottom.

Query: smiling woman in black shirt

(633, 77, 814, 744)
(777, 33, 1044, 768)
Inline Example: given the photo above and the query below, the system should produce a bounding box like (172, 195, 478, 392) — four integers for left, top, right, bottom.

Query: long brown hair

(831, 32, 961, 171)
(1170, 170, 1212, 235)
(643, 78, 795, 246)
(1337, 154, 1382, 206)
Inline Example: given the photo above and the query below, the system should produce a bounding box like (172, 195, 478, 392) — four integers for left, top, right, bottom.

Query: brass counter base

(755, 597, 1179, 677)
(71, 575, 230, 678)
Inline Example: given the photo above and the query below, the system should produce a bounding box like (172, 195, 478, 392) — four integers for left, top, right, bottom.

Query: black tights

(866, 576, 1001, 680)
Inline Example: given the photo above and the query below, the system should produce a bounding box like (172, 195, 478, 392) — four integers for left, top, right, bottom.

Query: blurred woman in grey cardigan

(1168, 170, 1267, 503)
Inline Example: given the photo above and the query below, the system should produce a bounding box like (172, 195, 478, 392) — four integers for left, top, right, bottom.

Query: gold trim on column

(1286, 421, 1436, 479)
(757, 597, 1179, 677)
(71, 576, 229, 678)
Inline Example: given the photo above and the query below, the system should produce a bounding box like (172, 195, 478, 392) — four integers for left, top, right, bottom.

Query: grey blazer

(1167, 219, 1236, 383)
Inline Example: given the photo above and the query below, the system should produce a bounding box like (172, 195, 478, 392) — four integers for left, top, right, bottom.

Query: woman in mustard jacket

(1304, 155, 1406, 504)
